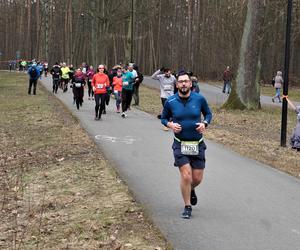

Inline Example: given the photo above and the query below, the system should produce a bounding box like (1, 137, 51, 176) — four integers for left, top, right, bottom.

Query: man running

(161, 70, 212, 219)
(60, 62, 70, 92)
(151, 67, 176, 130)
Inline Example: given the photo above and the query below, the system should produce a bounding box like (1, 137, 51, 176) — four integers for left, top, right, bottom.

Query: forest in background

(0, 0, 300, 85)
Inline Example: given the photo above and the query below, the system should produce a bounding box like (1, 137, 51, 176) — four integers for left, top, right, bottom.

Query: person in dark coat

(27, 63, 41, 95)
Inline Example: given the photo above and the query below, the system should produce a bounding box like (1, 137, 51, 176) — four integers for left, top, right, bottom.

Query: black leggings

(53, 79, 59, 93)
(87, 80, 94, 97)
(28, 79, 37, 95)
(74, 86, 84, 110)
(122, 89, 133, 112)
(94, 93, 106, 118)
(61, 78, 69, 92)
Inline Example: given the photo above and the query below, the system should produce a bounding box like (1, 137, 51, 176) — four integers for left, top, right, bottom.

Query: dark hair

(164, 68, 170, 73)
(176, 69, 188, 80)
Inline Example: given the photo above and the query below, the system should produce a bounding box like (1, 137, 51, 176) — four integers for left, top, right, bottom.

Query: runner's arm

(151, 69, 163, 80)
(200, 97, 212, 125)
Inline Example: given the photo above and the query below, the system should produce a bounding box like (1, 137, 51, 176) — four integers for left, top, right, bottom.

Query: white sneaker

(121, 112, 127, 118)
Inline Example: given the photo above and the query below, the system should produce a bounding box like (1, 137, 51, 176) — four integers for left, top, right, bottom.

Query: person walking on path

(285, 98, 300, 151)
(272, 71, 284, 103)
(92, 65, 110, 120)
(161, 70, 212, 219)
(151, 67, 176, 130)
(222, 66, 233, 94)
(27, 62, 41, 95)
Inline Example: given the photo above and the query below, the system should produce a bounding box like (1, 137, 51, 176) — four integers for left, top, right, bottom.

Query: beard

(178, 88, 190, 95)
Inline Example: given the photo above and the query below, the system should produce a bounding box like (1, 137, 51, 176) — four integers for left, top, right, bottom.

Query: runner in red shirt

(92, 65, 110, 120)
(112, 68, 123, 113)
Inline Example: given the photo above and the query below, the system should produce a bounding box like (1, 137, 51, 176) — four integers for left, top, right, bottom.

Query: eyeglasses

(177, 79, 191, 84)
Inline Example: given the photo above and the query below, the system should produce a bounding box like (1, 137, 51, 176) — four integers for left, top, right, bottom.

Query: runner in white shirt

(151, 67, 176, 131)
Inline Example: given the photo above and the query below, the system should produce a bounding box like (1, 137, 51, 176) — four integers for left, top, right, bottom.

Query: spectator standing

(222, 66, 233, 94)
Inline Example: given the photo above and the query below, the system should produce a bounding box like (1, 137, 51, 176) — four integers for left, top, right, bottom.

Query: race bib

(75, 83, 82, 88)
(114, 90, 118, 94)
(123, 81, 129, 86)
(97, 84, 104, 89)
(180, 141, 199, 155)
(163, 85, 172, 91)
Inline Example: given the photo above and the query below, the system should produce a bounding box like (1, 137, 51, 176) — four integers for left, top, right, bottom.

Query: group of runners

(42, 61, 144, 119)
(26, 59, 215, 219)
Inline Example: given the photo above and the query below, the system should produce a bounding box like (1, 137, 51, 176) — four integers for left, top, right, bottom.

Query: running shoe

(190, 189, 197, 206)
(181, 205, 192, 219)
(121, 112, 127, 118)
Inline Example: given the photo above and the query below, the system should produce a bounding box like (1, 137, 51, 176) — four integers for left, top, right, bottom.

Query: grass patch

(138, 84, 300, 178)
(0, 72, 170, 249)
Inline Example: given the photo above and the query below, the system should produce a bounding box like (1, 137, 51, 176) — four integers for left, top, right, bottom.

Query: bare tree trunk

(224, 0, 265, 110)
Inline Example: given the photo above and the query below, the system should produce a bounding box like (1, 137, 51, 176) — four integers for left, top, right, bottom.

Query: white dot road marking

(95, 135, 140, 145)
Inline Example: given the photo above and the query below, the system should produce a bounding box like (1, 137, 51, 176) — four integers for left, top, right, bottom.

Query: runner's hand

(195, 123, 205, 133)
(169, 122, 182, 133)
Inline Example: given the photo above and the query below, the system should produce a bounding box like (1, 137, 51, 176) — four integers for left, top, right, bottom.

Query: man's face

(164, 70, 171, 78)
(176, 74, 192, 95)
(128, 66, 133, 71)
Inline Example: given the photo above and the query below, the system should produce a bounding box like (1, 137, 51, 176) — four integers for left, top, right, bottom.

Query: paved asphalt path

(40, 76, 300, 250)
(143, 76, 300, 107)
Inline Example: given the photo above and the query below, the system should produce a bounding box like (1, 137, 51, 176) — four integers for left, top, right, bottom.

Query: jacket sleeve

(151, 69, 163, 80)
(201, 97, 213, 124)
(161, 100, 172, 127)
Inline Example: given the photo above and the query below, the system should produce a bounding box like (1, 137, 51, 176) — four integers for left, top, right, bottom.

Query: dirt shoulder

(0, 72, 170, 249)
(138, 85, 300, 179)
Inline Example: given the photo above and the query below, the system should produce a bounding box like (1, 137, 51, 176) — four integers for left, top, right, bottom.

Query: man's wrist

(167, 121, 173, 128)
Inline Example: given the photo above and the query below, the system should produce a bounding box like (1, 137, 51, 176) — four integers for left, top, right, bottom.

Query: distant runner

(151, 67, 176, 130)
(92, 65, 110, 120)
(60, 62, 70, 92)
(50, 62, 61, 94)
(112, 68, 123, 113)
(161, 70, 212, 219)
